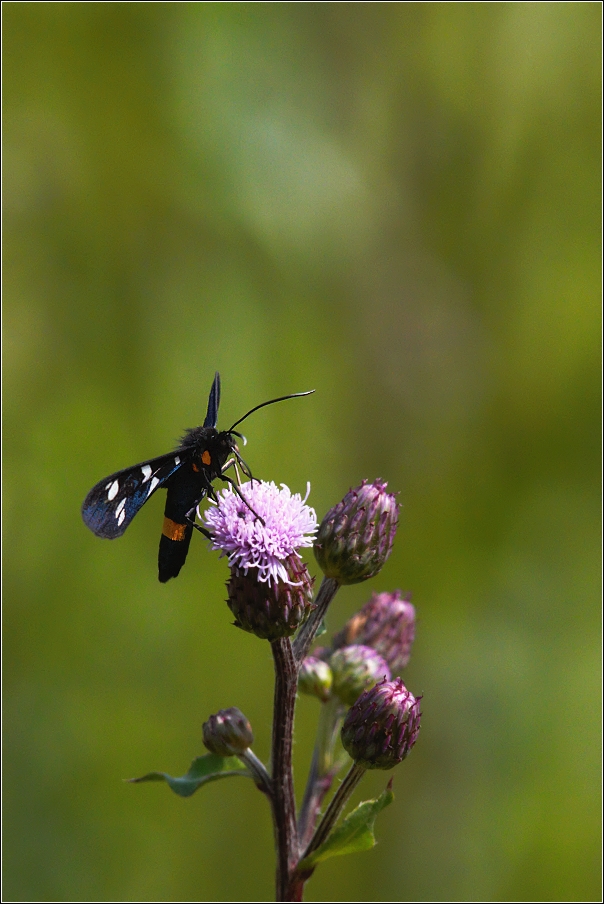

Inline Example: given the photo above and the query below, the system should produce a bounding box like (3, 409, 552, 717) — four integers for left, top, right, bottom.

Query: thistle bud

(332, 590, 416, 673)
(341, 677, 421, 769)
(203, 707, 254, 757)
(298, 656, 333, 702)
(314, 480, 398, 585)
(227, 555, 315, 641)
(330, 644, 391, 707)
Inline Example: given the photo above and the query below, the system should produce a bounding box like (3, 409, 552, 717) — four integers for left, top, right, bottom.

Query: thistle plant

(130, 478, 421, 901)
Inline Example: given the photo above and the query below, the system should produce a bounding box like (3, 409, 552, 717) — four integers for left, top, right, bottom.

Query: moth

(82, 372, 314, 582)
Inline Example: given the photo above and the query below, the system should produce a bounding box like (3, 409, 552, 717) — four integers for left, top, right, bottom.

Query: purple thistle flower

(202, 481, 318, 587)
(331, 590, 416, 673)
(314, 479, 399, 585)
(341, 677, 421, 770)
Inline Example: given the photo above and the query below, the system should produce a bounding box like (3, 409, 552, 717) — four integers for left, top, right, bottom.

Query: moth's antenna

(228, 390, 315, 433)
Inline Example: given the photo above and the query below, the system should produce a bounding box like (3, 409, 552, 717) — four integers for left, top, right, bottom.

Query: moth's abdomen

(157, 466, 205, 582)
(158, 524, 193, 583)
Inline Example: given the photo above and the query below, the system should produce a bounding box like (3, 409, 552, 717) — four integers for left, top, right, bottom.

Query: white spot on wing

(118, 510, 126, 527)
(115, 498, 126, 519)
(147, 476, 160, 496)
(141, 465, 152, 482)
(107, 480, 119, 501)
(174, 456, 180, 466)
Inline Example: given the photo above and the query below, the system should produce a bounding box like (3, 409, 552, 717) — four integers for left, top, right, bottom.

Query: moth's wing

(203, 372, 221, 428)
(82, 450, 189, 539)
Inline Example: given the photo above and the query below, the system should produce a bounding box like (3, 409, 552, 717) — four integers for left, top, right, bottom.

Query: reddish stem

(270, 637, 299, 901)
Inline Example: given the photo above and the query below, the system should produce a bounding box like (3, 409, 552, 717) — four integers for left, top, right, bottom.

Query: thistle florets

(314, 480, 398, 585)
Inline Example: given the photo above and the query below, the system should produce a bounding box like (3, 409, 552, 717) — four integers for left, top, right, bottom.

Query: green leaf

(127, 753, 250, 798)
(299, 781, 394, 869)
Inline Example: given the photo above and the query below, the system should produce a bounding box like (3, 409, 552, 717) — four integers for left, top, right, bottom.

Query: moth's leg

(221, 456, 244, 487)
(185, 498, 213, 539)
(220, 474, 265, 524)
(186, 517, 213, 539)
(234, 449, 253, 481)
(233, 459, 243, 486)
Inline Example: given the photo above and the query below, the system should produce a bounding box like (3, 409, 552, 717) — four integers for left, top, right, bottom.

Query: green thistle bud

(227, 555, 315, 641)
(314, 480, 399, 585)
(298, 656, 333, 702)
(341, 677, 421, 769)
(330, 644, 391, 707)
(202, 707, 254, 756)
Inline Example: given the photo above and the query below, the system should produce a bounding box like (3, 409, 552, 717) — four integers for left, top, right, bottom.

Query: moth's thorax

(178, 425, 218, 449)
(178, 425, 237, 476)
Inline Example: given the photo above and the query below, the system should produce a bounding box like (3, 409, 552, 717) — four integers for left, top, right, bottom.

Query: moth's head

(221, 429, 252, 479)
(216, 429, 239, 456)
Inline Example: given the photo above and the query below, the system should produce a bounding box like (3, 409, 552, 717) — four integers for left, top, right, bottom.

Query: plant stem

(288, 762, 367, 899)
(239, 748, 272, 798)
(270, 637, 299, 901)
(297, 697, 346, 848)
(293, 576, 340, 664)
(302, 762, 366, 861)
(298, 762, 338, 854)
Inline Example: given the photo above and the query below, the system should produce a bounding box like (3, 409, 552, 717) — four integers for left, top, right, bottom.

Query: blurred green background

(3, 3, 600, 901)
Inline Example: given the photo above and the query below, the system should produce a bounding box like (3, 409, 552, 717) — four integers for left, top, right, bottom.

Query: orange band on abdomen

(162, 517, 187, 542)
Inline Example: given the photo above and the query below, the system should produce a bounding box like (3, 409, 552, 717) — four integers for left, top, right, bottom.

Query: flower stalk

(297, 696, 347, 849)
(302, 761, 367, 862)
(292, 576, 340, 663)
(270, 637, 300, 901)
(239, 748, 273, 798)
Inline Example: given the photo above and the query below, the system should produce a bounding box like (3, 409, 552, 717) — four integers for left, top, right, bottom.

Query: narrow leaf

(299, 781, 394, 868)
(128, 753, 249, 798)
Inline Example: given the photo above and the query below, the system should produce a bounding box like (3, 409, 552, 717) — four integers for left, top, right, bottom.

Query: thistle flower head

(314, 480, 398, 585)
(227, 554, 315, 640)
(341, 677, 421, 770)
(202, 480, 318, 586)
(332, 590, 416, 673)
(329, 644, 391, 707)
(202, 707, 254, 757)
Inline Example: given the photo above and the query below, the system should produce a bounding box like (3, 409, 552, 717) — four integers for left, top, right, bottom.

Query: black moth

(82, 372, 314, 582)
